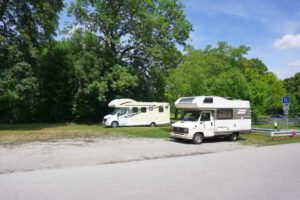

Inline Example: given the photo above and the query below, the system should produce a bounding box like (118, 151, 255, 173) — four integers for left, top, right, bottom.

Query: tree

(166, 42, 285, 118)
(0, 62, 39, 122)
(37, 41, 76, 122)
(68, 0, 192, 100)
(58, 31, 137, 121)
(0, 0, 64, 68)
(0, 0, 64, 122)
(284, 72, 300, 116)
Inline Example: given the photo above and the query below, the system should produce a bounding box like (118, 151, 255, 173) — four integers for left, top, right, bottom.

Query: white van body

(170, 96, 251, 143)
(102, 99, 170, 127)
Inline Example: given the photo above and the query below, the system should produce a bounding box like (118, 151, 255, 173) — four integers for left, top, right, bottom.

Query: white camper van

(102, 99, 170, 127)
(170, 96, 251, 144)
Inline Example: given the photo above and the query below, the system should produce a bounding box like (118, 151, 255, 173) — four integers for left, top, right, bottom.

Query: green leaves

(68, 0, 192, 100)
(0, 62, 39, 122)
(284, 73, 300, 116)
(166, 42, 285, 117)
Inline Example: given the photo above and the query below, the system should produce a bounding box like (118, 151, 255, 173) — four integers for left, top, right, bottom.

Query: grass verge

(0, 123, 300, 146)
(240, 132, 300, 146)
(0, 123, 170, 144)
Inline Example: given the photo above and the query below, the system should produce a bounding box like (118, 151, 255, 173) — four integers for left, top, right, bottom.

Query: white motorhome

(102, 99, 170, 127)
(170, 96, 251, 144)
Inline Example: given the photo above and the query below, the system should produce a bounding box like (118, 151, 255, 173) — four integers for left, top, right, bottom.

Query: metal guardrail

(251, 128, 274, 132)
(270, 130, 300, 137)
(251, 128, 300, 137)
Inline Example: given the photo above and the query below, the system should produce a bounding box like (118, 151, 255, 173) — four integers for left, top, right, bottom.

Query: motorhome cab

(170, 96, 251, 144)
(102, 99, 170, 128)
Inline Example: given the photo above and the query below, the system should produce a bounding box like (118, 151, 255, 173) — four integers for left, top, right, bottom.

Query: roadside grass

(0, 123, 300, 146)
(240, 132, 300, 146)
(0, 123, 170, 144)
(240, 124, 300, 146)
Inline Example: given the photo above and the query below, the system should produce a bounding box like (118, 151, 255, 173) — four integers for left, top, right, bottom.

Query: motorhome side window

(159, 106, 164, 112)
(132, 107, 138, 113)
(203, 97, 213, 103)
(217, 109, 233, 119)
(200, 113, 210, 121)
(141, 107, 147, 113)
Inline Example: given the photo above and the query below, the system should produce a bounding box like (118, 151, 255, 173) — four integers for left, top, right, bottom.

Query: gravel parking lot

(0, 137, 251, 174)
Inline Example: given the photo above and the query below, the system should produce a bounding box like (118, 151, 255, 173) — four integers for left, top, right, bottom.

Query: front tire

(229, 132, 239, 141)
(111, 121, 119, 128)
(192, 133, 204, 144)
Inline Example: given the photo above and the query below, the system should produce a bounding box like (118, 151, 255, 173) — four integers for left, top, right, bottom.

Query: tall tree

(284, 72, 300, 116)
(166, 42, 285, 118)
(0, 0, 63, 122)
(68, 0, 192, 101)
(0, 0, 64, 68)
(0, 62, 39, 122)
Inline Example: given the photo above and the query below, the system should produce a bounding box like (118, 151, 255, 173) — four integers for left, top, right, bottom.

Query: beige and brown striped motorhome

(170, 96, 251, 144)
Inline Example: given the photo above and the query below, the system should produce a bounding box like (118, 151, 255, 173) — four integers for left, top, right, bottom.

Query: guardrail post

(292, 130, 296, 137)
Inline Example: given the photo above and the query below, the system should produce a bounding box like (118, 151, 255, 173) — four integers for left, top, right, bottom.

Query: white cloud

(288, 60, 300, 67)
(273, 34, 300, 49)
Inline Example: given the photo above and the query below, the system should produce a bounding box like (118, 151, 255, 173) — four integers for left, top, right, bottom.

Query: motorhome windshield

(181, 111, 201, 122)
(111, 108, 120, 115)
(110, 108, 128, 115)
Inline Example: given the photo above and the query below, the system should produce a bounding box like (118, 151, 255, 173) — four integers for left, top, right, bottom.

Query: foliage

(284, 73, 300, 116)
(0, 62, 39, 122)
(166, 42, 285, 116)
(68, 0, 192, 100)
(0, 0, 297, 123)
(38, 31, 138, 122)
(0, 0, 63, 122)
(0, 0, 64, 69)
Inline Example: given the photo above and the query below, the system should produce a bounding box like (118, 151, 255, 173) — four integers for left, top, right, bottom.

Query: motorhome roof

(175, 96, 250, 110)
(108, 98, 169, 108)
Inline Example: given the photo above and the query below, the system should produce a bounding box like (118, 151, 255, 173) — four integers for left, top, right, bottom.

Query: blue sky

(58, 0, 300, 79)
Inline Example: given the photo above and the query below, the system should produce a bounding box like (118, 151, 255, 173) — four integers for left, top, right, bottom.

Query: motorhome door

(118, 108, 129, 126)
(200, 112, 214, 136)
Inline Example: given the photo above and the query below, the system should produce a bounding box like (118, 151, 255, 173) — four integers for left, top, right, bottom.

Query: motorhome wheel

(229, 133, 238, 141)
(192, 133, 203, 144)
(111, 121, 119, 128)
(150, 122, 156, 127)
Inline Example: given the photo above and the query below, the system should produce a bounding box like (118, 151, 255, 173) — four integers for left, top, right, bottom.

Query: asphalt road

(1, 143, 300, 200)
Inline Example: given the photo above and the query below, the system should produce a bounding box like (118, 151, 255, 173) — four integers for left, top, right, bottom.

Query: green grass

(0, 123, 300, 146)
(0, 123, 170, 143)
(240, 132, 300, 146)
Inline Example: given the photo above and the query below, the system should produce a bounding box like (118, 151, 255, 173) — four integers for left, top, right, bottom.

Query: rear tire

(150, 122, 156, 127)
(192, 133, 204, 144)
(111, 121, 119, 128)
(229, 132, 239, 141)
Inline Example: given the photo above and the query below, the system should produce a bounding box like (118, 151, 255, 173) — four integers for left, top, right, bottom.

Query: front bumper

(102, 119, 110, 126)
(170, 132, 193, 140)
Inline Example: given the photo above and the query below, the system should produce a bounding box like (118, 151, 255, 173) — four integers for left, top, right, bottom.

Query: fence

(256, 117, 300, 125)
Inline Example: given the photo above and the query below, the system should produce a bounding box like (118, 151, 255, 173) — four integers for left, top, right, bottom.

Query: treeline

(0, 0, 298, 123)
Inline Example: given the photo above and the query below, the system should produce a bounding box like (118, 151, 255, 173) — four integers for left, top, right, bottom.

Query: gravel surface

(0, 137, 250, 174)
